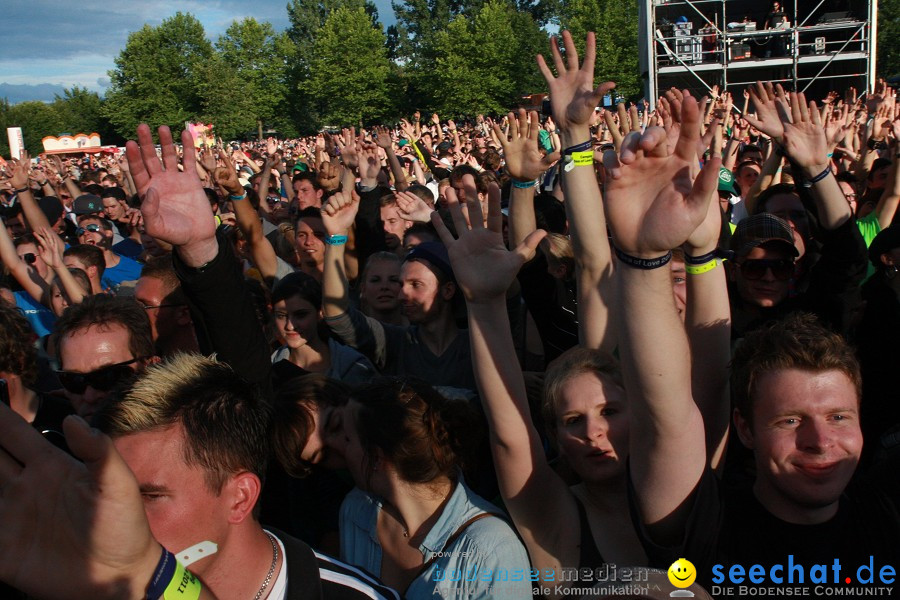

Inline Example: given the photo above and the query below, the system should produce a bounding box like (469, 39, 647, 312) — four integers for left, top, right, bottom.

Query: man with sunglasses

(75, 215, 142, 292)
(729, 214, 798, 313)
(55, 294, 156, 421)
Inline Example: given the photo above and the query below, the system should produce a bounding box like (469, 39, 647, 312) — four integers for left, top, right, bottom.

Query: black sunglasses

(76, 224, 102, 236)
(738, 258, 794, 281)
(21, 252, 36, 265)
(56, 357, 144, 395)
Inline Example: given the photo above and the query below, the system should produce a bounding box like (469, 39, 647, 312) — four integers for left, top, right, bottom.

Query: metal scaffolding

(639, 0, 877, 106)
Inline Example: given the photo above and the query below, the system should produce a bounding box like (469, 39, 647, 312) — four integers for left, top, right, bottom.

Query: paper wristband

(163, 561, 202, 600)
(570, 151, 594, 166)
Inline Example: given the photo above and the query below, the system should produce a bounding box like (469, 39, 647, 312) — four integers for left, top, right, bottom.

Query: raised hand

(494, 109, 560, 182)
(125, 124, 217, 267)
(320, 188, 360, 235)
(778, 92, 830, 169)
(395, 190, 433, 223)
(357, 141, 381, 183)
(266, 137, 278, 156)
(536, 31, 615, 139)
(317, 161, 342, 192)
(34, 227, 64, 270)
(9, 154, 31, 190)
(374, 126, 393, 150)
(602, 91, 720, 257)
(0, 404, 162, 600)
(745, 82, 789, 143)
(214, 153, 244, 196)
(432, 180, 545, 304)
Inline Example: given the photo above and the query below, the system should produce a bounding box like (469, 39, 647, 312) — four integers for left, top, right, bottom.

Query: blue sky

(1, 0, 397, 103)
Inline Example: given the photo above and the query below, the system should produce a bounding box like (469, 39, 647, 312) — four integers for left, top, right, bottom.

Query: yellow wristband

(571, 151, 594, 166)
(685, 259, 719, 275)
(163, 561, 202, 600)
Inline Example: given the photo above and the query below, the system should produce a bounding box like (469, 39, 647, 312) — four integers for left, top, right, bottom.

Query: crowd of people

(1, 30, 899, 600)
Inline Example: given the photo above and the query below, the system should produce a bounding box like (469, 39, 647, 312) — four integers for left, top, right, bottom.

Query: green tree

(195, 54, 258, 139)
(558, 0, 641, 100)
(0, 100, 63, 156)
(103, 13, 215, 138)
(51, 87, 123, 146)
(216, 18, 291, 139)
(286, 0, 379, 131)
(308, 7, 394, 125)
(878, 0, 900, 78)
(427, 0, 545, 115)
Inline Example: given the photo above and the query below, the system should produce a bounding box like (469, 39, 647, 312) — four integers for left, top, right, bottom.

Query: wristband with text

(614, 246, 672, 270)
(146, 548, 177, 600)
(511, 179, 537, 189)
(325, 234, 348, 246)
(562, 140, 592, 155)
(162, 560, 202, 600)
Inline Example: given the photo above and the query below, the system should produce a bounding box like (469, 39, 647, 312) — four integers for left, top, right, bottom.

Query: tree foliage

(878, 0, 900, 78)
(103, 13, 214, 137)
(427, 0, 544, 116)
(308, 7, 394, 125)
(557, 0, 641, 100)
(216, 18, 292, 137)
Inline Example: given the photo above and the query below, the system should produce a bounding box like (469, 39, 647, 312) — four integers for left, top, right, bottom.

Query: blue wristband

(325, 234, 348, 246)
(511, 179, 537, 189)
(145, 548, 177, 600)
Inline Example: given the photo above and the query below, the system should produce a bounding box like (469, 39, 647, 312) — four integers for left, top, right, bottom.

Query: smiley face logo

(667, 558, 697, 588)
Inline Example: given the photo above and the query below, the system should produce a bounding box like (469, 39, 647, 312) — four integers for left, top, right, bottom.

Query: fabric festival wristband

(614, 246, 672, 270)
(684, 250, 717, 265)
(562, 140, 592, 155)
(511, 179, 537, 189)
(801, 166, 831, 188)
(162, 560, 202, 600)
(325, 234, 348, 246)
(685, 259, 719, 275)
(229, 192, 247, 201)
(146, 548, 177, 600)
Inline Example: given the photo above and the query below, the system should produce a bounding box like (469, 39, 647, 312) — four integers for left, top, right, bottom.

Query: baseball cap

(718, 167, 738, 195)
(869, 224, 900, 268)
(73, 194, 103, 215)
(730, 213, 799, 257)
(404, 241, 455, 284)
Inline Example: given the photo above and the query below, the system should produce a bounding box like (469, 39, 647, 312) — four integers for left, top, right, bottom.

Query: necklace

(254, 532, 279, 600)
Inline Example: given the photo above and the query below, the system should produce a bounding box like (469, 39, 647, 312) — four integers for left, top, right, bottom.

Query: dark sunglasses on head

(76, 224, 102, 236)
(738, 258, 794, 281)
(56, 357, 144, 395)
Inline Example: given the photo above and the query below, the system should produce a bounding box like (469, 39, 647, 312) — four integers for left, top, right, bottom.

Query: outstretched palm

(126, 124, 215, 249)
(432, 181, 545, 304)
(602, 93, 720, 257)
(537, 31, 615, 133)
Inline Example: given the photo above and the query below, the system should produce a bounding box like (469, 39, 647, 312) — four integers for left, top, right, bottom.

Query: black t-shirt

(634, 469, 900, 592)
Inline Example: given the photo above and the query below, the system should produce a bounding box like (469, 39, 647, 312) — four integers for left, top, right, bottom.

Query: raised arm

(537, 34, 617, 351)
(0, 216, 49, 302)
(321, 188, 360, 318)
(431, 174, 580, 579)
(216, 155, 280, 285)
(375, 127, 409, 192)
(601, 91, 718, 541)
(871, 119, 900, 230)
(35, 227, 86, 307)
(8, 156, 52, 232)
(778, 91, 852, 230)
